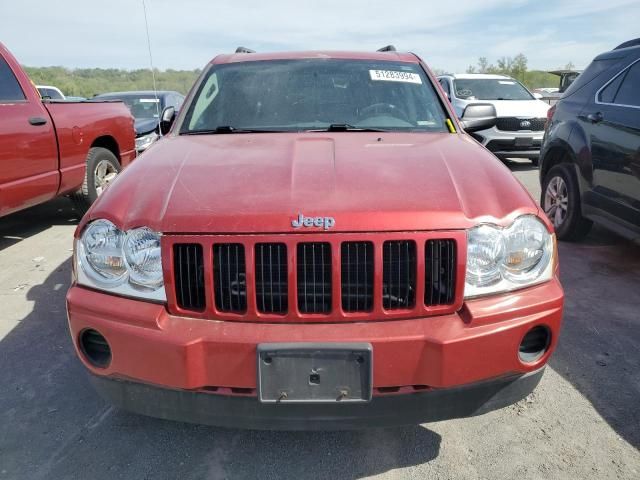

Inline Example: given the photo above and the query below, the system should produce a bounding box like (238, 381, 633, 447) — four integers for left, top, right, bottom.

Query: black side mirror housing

(460, 103, 497, 133)
(160, 106, 176, 135)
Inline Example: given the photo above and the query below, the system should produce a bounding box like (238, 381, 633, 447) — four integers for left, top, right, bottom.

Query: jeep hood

(88, 132, 539, 234)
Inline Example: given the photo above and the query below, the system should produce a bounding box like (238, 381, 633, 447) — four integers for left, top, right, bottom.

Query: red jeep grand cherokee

(66, 48, 563, 430)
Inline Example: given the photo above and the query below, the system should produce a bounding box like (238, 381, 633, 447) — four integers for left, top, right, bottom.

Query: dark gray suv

(539, 39, 640, 241)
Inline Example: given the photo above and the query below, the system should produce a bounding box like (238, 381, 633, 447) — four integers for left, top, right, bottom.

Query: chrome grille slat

(425, 239, 456, 306)
(213, 243, 246, 313)
(255, 243, 288, 314)
(297, 242, 332, 314)
(341, 241, 373, 312)
(174, 243, 205, 311)
(354, 243, 359, 310)
(382, 240, 416, 310)
(186, 245, 192, 307)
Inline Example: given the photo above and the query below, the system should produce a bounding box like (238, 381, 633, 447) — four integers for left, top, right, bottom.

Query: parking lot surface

(0, 161, 639, 480)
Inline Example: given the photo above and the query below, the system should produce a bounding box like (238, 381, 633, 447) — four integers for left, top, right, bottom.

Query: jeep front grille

(167, 232, 464, 322)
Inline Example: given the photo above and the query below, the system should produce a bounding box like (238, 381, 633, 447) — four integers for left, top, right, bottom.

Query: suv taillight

(545, 104, 556, 130)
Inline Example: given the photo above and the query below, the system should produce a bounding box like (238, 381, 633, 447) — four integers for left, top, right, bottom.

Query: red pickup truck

(0, 42, 135, 217)
(66, 47, 563, 430)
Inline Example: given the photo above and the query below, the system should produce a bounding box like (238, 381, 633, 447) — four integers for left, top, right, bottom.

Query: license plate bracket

(258, 343, 372, 404)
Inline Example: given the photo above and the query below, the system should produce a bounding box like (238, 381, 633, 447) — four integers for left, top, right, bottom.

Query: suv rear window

(181, 59, 448, 133)
(562, 57, 622, 97)
(0, 57, 25, 102)
(612, 60, 640, 107)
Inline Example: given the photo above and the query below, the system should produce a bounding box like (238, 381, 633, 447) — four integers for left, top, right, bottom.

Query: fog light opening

(79, 329, 111, 368)
(519, 326, 551, 363)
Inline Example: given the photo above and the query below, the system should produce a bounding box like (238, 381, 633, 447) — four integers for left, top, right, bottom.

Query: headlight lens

(77, 220, 165, 301)
(123, 227, 163, 289)
(466, 225, 505, 287)
(135, 131, 158, 152)
(79, 220, 126, 285)
(501, 216, 552, 284)
(465, 215, 554, 298)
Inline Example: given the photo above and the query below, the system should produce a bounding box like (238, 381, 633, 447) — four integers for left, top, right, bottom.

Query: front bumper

(66, 278, 563, 428)
(89, 367, 545, 430)
(474, 126, 544, 159)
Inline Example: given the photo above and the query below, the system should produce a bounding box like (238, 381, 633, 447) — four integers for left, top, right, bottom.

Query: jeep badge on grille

(291, 213, 336, 230)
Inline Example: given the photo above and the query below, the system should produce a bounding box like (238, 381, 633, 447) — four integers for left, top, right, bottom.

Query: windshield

(181, 59, 448, 133)
(39, 87, 64, 100)
(97, 94, 163, 119)
(453, 78, 533, 100)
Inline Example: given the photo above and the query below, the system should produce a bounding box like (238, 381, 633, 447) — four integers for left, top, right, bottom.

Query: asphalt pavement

(0, 160, 638, 479)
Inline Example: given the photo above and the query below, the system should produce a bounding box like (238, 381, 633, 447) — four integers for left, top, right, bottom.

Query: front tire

(541, 164, 592, 241)
(71, 147, 121, 214)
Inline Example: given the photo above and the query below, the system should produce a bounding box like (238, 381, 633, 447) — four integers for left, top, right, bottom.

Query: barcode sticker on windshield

(140, 98, 160, 102)
(369, 70, 422, 84)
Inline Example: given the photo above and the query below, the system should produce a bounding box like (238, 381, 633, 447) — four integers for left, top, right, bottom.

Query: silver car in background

(437, 73, 550, 165)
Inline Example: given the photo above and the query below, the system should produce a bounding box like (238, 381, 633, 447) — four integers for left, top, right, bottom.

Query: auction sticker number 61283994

(369, 69, 422, 84)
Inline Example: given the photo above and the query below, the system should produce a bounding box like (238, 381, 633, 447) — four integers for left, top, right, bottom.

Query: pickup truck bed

(0, 42, 136, 217)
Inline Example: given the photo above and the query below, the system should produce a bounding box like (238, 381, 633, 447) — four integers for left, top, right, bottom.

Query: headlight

(135, 132, 158, 152)
(78, 220, 126, 286)
(123, 227, 163, 289)
(77, 219, 166, 301)
(465, 215, 555, 298)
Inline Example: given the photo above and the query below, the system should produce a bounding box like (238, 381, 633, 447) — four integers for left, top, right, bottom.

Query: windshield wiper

(181, 126, 281, 135)
(307, 124, 389, 132)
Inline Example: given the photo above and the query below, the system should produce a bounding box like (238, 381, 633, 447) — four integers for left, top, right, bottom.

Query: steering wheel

(359, 102, 411, 123)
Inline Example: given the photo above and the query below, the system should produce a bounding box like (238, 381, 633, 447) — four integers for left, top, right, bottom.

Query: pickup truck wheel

(541, 164, 592, 241)
(71, 147, 121, 214)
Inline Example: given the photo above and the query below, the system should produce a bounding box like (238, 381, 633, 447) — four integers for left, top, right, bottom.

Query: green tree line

(24, 53, 573, 98)
(23, 66, 202, 98)
(463, 54, 576, 89)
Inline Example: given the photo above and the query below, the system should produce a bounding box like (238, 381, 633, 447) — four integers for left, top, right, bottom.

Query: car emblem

(291, 213, 335, 230)
(520, 120, 532, 128)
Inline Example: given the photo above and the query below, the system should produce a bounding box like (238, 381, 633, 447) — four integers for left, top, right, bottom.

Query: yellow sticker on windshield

(369, 70, 422, 84)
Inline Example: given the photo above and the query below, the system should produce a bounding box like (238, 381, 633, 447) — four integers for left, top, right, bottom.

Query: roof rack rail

(235, 46, 256, 54)
(614, 38, 640, 50)
(377, 45, 396, 52)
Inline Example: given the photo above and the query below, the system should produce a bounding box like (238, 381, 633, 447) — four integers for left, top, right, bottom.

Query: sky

(1, 0, 639, 72)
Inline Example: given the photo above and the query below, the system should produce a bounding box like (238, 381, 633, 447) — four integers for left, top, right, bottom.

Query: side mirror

(460, 103, 497, 132)
(533, 92, 543, 100)
(160, 106, 176, 135)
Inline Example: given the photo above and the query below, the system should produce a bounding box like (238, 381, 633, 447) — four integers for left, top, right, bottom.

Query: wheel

(541, 164, 592, 241)
(71, 147, 121, 214)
